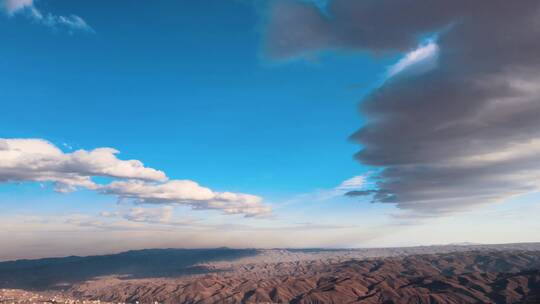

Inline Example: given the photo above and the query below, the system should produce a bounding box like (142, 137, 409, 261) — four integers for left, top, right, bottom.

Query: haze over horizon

(1, 0, 540, 261)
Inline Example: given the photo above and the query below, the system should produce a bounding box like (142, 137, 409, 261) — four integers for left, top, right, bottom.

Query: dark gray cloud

(265, 0, 540, 214)
(345, 190, 378, 197)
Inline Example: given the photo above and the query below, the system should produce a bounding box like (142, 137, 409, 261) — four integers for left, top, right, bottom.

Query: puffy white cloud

(67, 148, 167, 181)
(0, 138, 271, 218)
(0, 138, 166, 192)
(1, 0, 93, 33)
(101, 180, 271, 217)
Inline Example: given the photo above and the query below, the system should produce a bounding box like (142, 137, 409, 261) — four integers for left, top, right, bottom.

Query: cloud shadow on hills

(0, 248, 259, 290)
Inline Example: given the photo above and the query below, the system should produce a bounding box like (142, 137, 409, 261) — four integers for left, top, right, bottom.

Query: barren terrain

(2, 243, 540, 303)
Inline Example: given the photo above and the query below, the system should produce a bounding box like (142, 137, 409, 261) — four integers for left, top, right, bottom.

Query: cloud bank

(0, 138, 270, 217)
(265, 0, 540, 215)
(1, 0, 93, 33)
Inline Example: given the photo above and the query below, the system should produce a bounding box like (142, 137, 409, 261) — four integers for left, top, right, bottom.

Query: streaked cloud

(277, 174, 370, 208)
(265, 0, 540, 215)
(387, 40, 439, 78)
(335, 175, 365, 191)
(1, 0, 93, 33)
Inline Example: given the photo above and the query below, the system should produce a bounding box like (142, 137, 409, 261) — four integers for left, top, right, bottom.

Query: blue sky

(1, 0, 388, 195)
(1, 0, 539, 260)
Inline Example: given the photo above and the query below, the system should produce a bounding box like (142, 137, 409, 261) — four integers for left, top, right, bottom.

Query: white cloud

(101, 180, 272, 217)
(0, 138, 166, 192)
(1, 0, 93, 33)
(0, 138, 271, 218)
(388, 40, 439, 78)
(335, 175, 365, 191)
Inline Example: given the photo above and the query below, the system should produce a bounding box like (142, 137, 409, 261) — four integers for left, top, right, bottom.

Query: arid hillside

(69, 250, 540, 304)
(1, 244, 540, 303)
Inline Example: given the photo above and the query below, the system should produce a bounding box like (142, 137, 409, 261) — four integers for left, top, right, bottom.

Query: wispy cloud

(276, 174, 370, 209)
(387, 40, 439, 78)
(335, 175, 366, 191)
(1, 0, 94, 33)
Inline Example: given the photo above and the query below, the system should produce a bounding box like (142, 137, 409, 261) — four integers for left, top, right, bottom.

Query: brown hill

(67, 250, 540, 304)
